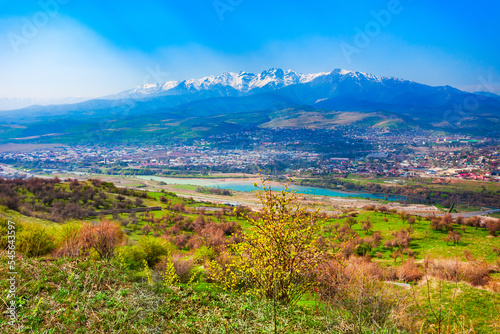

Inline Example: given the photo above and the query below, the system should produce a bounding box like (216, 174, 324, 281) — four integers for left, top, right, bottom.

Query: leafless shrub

(141, 224, 152, 235)
(397, 258, 423, 282)
(172, 234, 190, 249)
(79, 219, 124, 259)
(168, 223, 182, 235)
(407, 216, 416, 226)
(463, 249, 475, 261)
(363, 205, 375, 211)
(425, 257, 492, 287)
(361, 219, 373, 234)
(219, 221, 241, 236)
(315, 257, 413, 331)
(465, 216, 481, 229)
(384, 228, 412, 252)
(443, 230, 462, 245)
(377, 205, 389, 216)
(430, 218, 442, 231)
(462, 261, 492, 286)
(345, 216, 358, 228)
(484, 218, 500, 236)
(172, 254, 195, 283)
(171, 203, 186, 213)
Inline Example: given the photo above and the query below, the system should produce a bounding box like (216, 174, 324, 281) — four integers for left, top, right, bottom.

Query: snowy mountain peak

(108, 68, 399, 100)
(338, 69, 352, 75)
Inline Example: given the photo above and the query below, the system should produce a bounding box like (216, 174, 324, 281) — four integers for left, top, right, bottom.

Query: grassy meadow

(0, 178, 499, 333)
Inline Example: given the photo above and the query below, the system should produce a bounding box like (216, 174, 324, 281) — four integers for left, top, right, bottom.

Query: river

(135, 175, 406, 202)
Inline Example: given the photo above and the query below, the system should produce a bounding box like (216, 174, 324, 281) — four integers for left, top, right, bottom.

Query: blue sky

(0, 0, 499, 100)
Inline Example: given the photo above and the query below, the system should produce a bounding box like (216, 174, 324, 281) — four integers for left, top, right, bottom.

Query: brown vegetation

(80, 219, 125, 259)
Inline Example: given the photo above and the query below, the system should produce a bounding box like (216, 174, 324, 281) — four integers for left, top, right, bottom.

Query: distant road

(452, 209, 500, 218)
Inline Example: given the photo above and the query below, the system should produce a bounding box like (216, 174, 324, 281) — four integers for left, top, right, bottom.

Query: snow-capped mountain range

(101, 67, 500, 115)
(2, 68, 500, 136)
(107, 68, 384, 99)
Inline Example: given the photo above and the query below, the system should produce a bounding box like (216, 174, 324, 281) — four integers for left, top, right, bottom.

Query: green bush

(138, 237, 173, 266)
(116, 237, 172, 269)
(194, 245, 217, 263)
(17, 223, 55, 257)
(115, 245, 147, 270)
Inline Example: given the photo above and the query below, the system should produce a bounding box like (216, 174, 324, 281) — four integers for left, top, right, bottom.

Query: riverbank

(49, 173, 443, 216)
(296, 175, 500, 211)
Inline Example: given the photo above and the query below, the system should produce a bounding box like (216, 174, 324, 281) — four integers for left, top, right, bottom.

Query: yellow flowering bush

(209, 180, 326, 305)
(161, 252, 179, 286)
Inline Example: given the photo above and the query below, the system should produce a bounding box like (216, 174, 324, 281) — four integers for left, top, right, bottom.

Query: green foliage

(333, 210, 500, 262)
(413, 278, 500, 333)
(17, 222, 55, 257)
(116, 236, 172, 269)
(137, 237, 172, 266)
(0, 256, 417, 334)
(0, 175, 499, 332)
(115, 245, 147, 270)
(0, 177, 149, 223)
(194, 245, 217, 262)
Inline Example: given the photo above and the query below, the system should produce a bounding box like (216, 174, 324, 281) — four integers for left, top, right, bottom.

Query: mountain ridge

(104, 68, 413, 100)
(1, 68, 500, 142)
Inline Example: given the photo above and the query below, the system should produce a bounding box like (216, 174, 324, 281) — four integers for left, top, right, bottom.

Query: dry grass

(424, 257, 493, 287)
(315, 257, 417, 332)
(397, 258, 424, 283)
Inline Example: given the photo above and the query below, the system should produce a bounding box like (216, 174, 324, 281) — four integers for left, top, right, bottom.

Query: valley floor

(53, 172, 499, 219)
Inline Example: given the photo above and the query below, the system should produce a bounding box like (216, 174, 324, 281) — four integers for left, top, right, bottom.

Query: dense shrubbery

(485, 218, 500, 236)
(424, 257, 493, 287)
(316, 257, 412, 330)
(0, 177, 149, 222)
